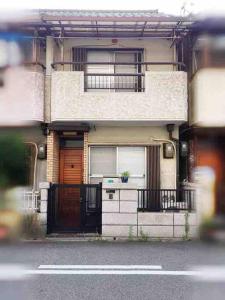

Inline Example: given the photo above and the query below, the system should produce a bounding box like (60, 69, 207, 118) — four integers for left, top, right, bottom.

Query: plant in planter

(0, 134, 28, 240)
(121, 171, 130, 183)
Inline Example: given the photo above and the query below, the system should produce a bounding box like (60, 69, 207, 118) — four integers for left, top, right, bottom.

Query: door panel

(58, 149, 83, 228)
(60, 149, 83, 184)
(196, 141, 225, 214)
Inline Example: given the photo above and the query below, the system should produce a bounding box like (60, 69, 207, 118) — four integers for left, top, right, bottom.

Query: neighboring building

(181, 17, 225, 217)
(1, 10, 198, 236)
(0, 30, 46, 206)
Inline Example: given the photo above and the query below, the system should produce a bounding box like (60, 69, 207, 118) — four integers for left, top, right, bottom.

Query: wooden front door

(59, 149, 83, 228)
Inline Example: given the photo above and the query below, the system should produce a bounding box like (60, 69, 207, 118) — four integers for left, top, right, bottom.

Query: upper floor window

(73, 48, 144, 92)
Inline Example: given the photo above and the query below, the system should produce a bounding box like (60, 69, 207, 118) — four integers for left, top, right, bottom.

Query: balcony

(0, 66, 44, 126)
(51, 62, 187, 124)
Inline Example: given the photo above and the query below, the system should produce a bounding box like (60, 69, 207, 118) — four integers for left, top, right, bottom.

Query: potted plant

(121, 171, 130, 183)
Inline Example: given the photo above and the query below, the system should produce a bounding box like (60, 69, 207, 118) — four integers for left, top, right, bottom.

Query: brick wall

(47, 131, 59, 183)
(83, 132, 88, 184)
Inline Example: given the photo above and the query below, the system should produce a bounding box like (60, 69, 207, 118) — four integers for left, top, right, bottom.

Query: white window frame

(88, 145, 147, 187)
(86, 49, 142, 92)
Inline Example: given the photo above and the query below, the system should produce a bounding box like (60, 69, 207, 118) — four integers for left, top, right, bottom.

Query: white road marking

(0, 264, 28, 281)
(2, 264, 225, 280)
(38, 265, 162, 270)
(192, 266, 225, 282)
(28, 269, 199, 276)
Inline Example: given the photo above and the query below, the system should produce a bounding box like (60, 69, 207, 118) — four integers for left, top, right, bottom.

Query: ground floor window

(89, 146, 146, 187)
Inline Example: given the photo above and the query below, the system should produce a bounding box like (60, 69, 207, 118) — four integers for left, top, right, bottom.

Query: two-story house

(2, 10, 195, 235)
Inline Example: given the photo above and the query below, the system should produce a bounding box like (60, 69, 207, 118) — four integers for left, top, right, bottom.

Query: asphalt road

(0, 240, 225, 300)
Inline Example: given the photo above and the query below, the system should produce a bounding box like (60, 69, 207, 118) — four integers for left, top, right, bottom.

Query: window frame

(73, 47, 144, 92)
(88, 145, 147, 187)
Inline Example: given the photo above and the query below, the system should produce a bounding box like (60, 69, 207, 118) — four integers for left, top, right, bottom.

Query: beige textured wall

(191, 68, 225, 126)
(44, 76, 51, 123)
(87, 126, 178, 189)
(0, 68, 44, 125)
(51, 71, 187, 123)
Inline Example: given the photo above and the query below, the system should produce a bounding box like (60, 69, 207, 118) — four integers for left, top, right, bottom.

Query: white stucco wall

(51, 71, 187, 123)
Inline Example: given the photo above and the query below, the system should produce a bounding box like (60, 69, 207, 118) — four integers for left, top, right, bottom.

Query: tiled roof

(38, 9, 173, 19)
(6, 9, 193, 38)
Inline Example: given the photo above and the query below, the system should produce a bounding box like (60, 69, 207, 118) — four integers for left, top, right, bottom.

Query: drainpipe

(24, 142, 38, 191)
(166, 124, 179, 189)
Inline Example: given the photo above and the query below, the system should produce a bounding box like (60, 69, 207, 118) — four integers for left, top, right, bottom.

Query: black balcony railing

(51, 61, 186, 70)
(51, 61, 186, 92)
(138, 189, 195, 212)
(84, 73, 145, 91)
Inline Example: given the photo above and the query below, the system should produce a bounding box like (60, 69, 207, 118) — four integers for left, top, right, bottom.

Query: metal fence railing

(84, 73, 145, 92)
(138, 189, 195, 212)
(21, 190, 40, 212)
(47, 183, 102, 234)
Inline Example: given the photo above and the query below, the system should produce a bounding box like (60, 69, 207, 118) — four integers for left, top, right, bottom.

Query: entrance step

(46, 233, 101, 242)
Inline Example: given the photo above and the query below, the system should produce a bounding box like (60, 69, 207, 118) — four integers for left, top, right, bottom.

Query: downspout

(166, 124, 179, 189)
(24, 142, 38, 191)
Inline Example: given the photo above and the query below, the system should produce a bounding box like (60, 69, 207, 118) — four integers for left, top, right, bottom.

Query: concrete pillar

(46, 36, 54, 76)
(45, 36, 54, 123)
(102, 183, 138, 238)
(39, 181, 50, 233)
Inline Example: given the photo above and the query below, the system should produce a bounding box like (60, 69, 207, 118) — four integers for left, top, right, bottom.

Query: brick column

(47, 131, 59, 183)
(83, 132, 88, 184)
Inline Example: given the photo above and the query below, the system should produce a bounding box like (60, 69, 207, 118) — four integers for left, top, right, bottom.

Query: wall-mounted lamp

(180, 141, 188, 157)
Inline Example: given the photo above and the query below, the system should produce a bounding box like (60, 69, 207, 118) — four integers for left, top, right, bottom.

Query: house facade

(181, 17, 225, 217)
(1, 10, 198, 237)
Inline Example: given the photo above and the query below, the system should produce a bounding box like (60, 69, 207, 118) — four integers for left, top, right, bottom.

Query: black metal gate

(47, 183, 102, 234)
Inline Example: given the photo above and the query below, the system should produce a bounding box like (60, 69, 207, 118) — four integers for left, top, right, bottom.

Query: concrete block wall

(138, 212, 198, 239)
(102, 184, 138, 237)
(38, 182, 50, 233)
(102, 184, 198, 239)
